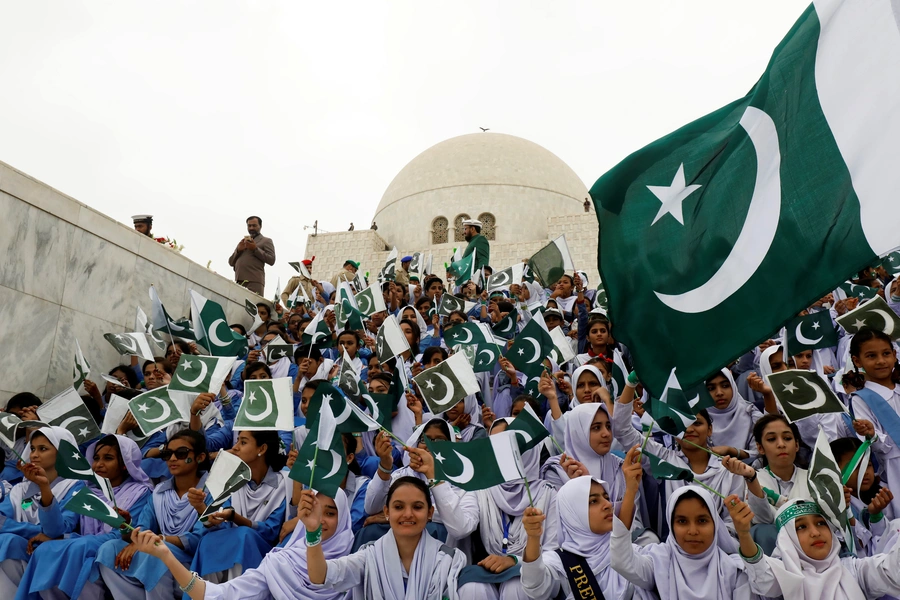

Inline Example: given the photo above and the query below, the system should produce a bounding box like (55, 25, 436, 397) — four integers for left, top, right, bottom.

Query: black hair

(243, 361, 273, 380)
(166, 341, 192, 357)
(421, 419, 452, 442)
(296, 345, 322, 362)
(266, 323, 287, 336)
(672, 489, 711, 517)
(423, 276, 443, 291)
(341, 432, 361, 476)
(246, 215, 262, 226)
(6, 392, 41, 412)
(497, 301, 515, 313)
(303, 380, 324, 394)
(752, 413, 808, 468)
(399, 319, 421, 355)
(447, 310, 468, 323)
(847, 327, 900, 388)
(511, 394, 541, 415)
(558, 274, 575, 287)
(108, 366, 139, 389)
(422, 346, 448, 365)
(367, 353, 381, 367)
(368, 372, 393, 389)
(696, 408, 712, 426)
(386, 476, 432, 511)
(167, 429, 211, 471)
(93, 435, 127, 475)
(337, 329, 362, 346)
(831, 436, 881, 504)
(414, 296, 432, 310)
(230, 323, 247, 336)
(243, 430, 287, 471)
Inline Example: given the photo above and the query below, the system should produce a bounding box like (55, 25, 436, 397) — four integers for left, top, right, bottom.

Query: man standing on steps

(228, 215, 276, 296)
(462, 218, 490, 272)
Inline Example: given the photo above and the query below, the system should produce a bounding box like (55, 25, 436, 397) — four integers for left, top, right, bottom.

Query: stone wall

(305, 210, 601, 289)
(0, 160, 260, 406)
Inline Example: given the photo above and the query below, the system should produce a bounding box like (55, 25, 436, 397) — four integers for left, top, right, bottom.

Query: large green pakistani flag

(784, 311, 839, 357)
(234, 378, 294, 431)
(589, 0, 900, 397)
(836, 295, 900, 339)
(38, 388, 101, 445)
(528, 236, 574, 288)
(190, 290, 248, 357)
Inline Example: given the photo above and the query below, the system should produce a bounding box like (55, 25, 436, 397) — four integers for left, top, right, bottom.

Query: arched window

(454, 214, 470, 242)
(431, 216, 448, 245)
(478, 212, 496, 241)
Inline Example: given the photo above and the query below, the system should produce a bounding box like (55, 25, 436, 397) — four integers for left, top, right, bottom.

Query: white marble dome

(373, 133, 589, 249)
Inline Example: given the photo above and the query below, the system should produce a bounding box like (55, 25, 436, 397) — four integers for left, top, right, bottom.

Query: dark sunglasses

(159, 447, 194, 461)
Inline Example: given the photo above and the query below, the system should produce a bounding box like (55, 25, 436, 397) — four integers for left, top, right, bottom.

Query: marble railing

(0, 160, 260, 405)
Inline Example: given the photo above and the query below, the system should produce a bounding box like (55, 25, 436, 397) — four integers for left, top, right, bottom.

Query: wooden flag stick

(692, 479, 728, 501)
(522, 473, 535, 507)
(679, 436, 724, 458)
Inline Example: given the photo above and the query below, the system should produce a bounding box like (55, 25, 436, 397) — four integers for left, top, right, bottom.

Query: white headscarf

(12, 426, 81, 523)
(562, 403, 625, 502)
(769, 500, 865, 600)
(231, 467, 288, 523)
(557, 476, 630, 600)
(640, 485, 748, 600)
(759, 345, 783, 380)
(707, 368, 755, 449)
(570, 365, 605, 408)
(441, 395, 482, 442)
(401, 305, 428, 336)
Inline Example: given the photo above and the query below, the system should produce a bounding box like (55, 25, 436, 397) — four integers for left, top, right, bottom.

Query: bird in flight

(479, 127, 490, 132)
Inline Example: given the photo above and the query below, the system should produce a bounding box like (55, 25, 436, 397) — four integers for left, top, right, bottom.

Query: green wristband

(306, 525, 323, 547)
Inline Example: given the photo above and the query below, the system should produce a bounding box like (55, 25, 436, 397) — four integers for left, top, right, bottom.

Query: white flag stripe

(491, 431, 526, 482)
(549, 327, 576, 364)
(303, 306, 331, 336)
(552, 235, 575, 271)
(101, 395, 132, 435)
(189, 290, 208, 344)
(814, 0, 900, 255)
(346, 401, 382, 432)
(381, 315, 411, 356)
(38, 388, 85, 422)
(445, 352, 480, 396)
(136, 306, 149, 333)
(206, 451, 248, 499)
(318, 394, 336, 446)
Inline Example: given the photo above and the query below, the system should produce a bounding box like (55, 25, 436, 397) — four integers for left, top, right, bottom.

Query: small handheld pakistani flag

(607, 349, 630, 400)
(528, 235, 574, 287)
(245, 299, 264, 332)
(453, 344, 477, 368)
(290, 260, 312, 279)
(487, 263, 525, 293)
(272, 278, 282, 308)
(595, 282, 609, 311)
(38, 388, 101, 445)
(836, 295, 900, 339)
(290, 399, 347, 497)
(376, 315, 410, 364)
(169, 355, 236, 396)
(645, 450, 694, 482)
(809, 427, 849, 533)
(338, 350, 364, 399)
(351, 270, 368, 294)
(445, 322, 493, 346)
(413, 352, 480, 414)
(301, 308, 335, 348)
(447, 250, 476, 286)
(645, 369, 701, 436)
(837, 281, 879, 302)
(336, 297, 367, 332)
(149, 285, 196, 341)
(492, 307, 518, 340)
(234, 378, 294, 431)
(380, 247, 399, 282)
(200, 451, 252, 521)
(507, 404, 549, 452)
(506, 315, 554, 377)
(305, 382, 382, 435)
(785, 312, 839, 356)
(73, 338, 91, 392)
(190, 290, 248, 358)
(768, 370, 847, 423)
(264, 339, 295, 363)
(354, 284, 387, 317)
(128, 386, 188, 436)
(65, 486, 125, 530)
(103, 332, 165, 362)
(55, 438, 115, 504)
(408, 252, 423, 280)
(472, 343, 501, 373)
(881, 251, 900, 276)
(437, 293, 466, 317)
(0, 412, 24, 450)
(101, 395, 148, 445)
(548, 327, 576, 367)
(426, 430, 525, 492)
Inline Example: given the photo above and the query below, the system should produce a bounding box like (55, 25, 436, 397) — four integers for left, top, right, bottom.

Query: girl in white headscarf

(734, 498, 900, 599)
(307, 477, 466, 599)
(544, 365, 609, 442)
(611, 484, 751, 600)
(706, 368, 763, 460)
(521, 475, 633, 600)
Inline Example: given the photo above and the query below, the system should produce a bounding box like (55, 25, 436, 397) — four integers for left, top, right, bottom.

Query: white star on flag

(183, 360, 192, 369)
(425, 380, 436, 391)
(783, 382, 798, 393)
(247, 392, 256, 403)
(517, 348, 525, 356)
(647, 163, 702, 226)
(78, 428, 89, 438)
(82, 504, 93, 511)
(72, 452, 81, 460)
(812, 321, 821, 329)
(434, 452, 445, 463)
(306, 459, 315, 469)
(323, 394, 333, 402)
(853, 319, 867, 329)
(137, 403, 150, 413)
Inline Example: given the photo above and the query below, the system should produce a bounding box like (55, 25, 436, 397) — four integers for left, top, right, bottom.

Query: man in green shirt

(462, 218, 490, 273)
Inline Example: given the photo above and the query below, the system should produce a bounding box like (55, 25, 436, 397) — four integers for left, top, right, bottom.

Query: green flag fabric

(645, 369, 702, 436)
(413, 352, 480, 414)
(200, 451, 252, 521)
(103, 332, 166, 362)
(836, 295, 900, 339)
(65, 486, 124, 530)
(337, 351, 364, 399)
(785, 312, 839, 356)
(472, 343, 501, 373)
(492, 308, 518, 340)
(837, 281, 879, 302)
(190, 290, 248, 357)
(289, 406, 347, 499)
(506, 404, 549, 452)
(355, 285, 387, 317)
(264, 340, 295, 363)
(55, 438, 115, 504)
(588, 2, 900, 397)
(301, 308, 335, 348)
(645, 450, 694, 482)
(169, 355, 236, 396)
(487, 264, 525, 293)
(528, 236, 574, 288)
(0, 412, 23, 449)
(444, 322, 493, 346)
(880, 252, 900, 276)
(426, 430, 525, 491)
(149, 286, 196, 341)
(73, 338, 91, 392)
(128, 386, 187, 436)
(305, 382, 382, 435)
(768, 370, 847, 423)
(808, 427, 849, 534)
(38, 388, 101, 445)
(376, 315, 410, 364)
(437, 293, 467, 317)
(506, 315, 554, 377)
(380, 247, 399, 282)
(234, 378, 294, 431)
(548, 327, 576, 367)
(448, 250, 477, 286)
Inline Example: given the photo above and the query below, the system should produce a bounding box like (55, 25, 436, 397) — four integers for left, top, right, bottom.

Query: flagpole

(308, 445, 320, 489)
(522, 473, 535, 507)
(640, 420, 654, 453)
(692, 479, 728, 501)
(679, 436, 724, 458)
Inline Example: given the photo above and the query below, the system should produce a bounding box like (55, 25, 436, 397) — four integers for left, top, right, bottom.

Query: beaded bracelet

(180, 571, 200, 593)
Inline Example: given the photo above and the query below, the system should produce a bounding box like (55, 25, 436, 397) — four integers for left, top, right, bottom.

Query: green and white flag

(245, 299, 264, 333)
(487, 264, 525, 293)
(445, 322, 493, 346)
(437, 293, 467, 317)
(836, 295, 900, 339)
(452, 344, 477, 368)
(414, 352, 480, 414)
(472, 343, 501, 373)
(73, 338, 91, 392)
(645, 369, 701, 437)
(492, 308, 518, 340)
(376, 315, 410, 364)
(837, 281, 879, 302)
(169, 355, 236, 396)
(548, 327, 576, 367)
(528, 236, 574, 288)
(880, 251, 900, 276)
(607, 349, 630, 400)
(768, 370, 847, 423)
(190, 290, 248, 358)
(426, 430, 525, 492)
(506, 314, 554, 377)
(264, 340, 295, 363)
(101, 395, 149, 447)
(128, 386, 187, 436)
(290, 260, 312, 279)
(408, 252, 423, 281)
(65, 486, 124, 530)
(336, 297, 367, 332)
(507, 404, 549, 452)
(301, 307, 335, 348)
(103, 332, 165, 362)
(645, 450, 694, 482)
(38, 387, 101, 445)
(380, 247, 398, 282)
(305, 382, 382, 435)
(588, 0, 900, 398)
(290, 399, 347, 497)
(355, 284, 387, 317)
(785, 312, 839, 356)
(149, 285, 196, 341)
(0, 412, 23, 449)
(200, 451, 252, 521)
(595, 282, 609, 312)
(351, 270, 368, 294)
(809, 427, 849, 533)
(55, 438, 115, 504)
(234, 378, 294, 431)
(338, 350, 364, 399)
(448, 250, 477, 286)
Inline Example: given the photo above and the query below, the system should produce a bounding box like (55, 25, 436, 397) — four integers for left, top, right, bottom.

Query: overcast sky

(0, 0, 809, 297)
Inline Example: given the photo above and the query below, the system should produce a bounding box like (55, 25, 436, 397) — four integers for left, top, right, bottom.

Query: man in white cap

(131, 214, 153, 238)
(462, 218, 490, 271)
